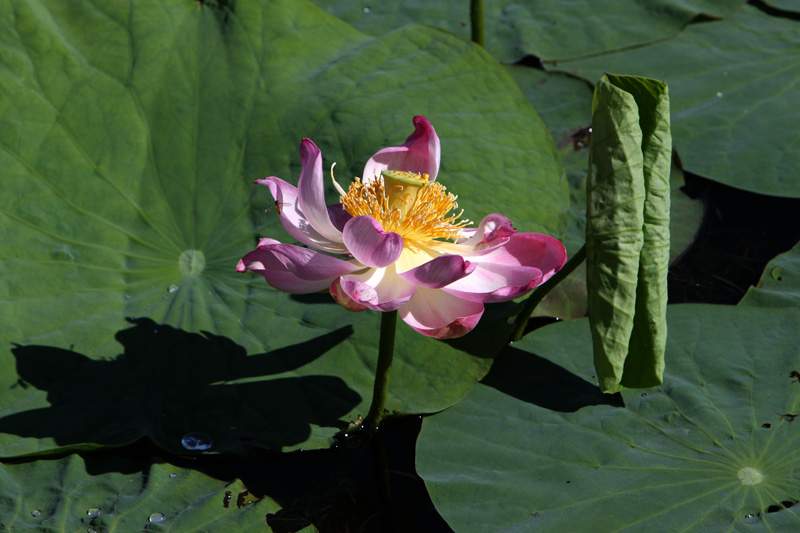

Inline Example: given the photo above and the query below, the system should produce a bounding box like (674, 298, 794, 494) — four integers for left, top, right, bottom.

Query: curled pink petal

(362, 116, 441, 183)
(468, 232, 567, 279)
(457, 214, 516, 249)
(238, 241, 362, 293)
(340, 266, 417, 312)
(342, 216, 403, 268)
(255, 177, 347, 254)
(398, 255, 476, 289)
(399, 288, 484, 339)
(296, 139, 344, 244)
(443, 263, 544, 303)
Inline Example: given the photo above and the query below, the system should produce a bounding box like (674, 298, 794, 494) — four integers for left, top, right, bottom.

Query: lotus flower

(238, 116, 566, 339)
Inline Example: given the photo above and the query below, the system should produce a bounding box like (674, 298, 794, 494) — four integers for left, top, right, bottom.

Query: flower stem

(509, 244, 587, 343)
(363, 310, 397, 436)
(470, 0, 485, 47)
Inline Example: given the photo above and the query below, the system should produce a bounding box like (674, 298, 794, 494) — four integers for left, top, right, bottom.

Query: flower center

(337, 170, 470, 242)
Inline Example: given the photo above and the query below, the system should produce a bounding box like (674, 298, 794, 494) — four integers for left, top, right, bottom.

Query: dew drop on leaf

(181, 432, 213, 451)
(31, 510, 42, 517)
(148, 512, 167, 523)
(86, 507, 102, 516)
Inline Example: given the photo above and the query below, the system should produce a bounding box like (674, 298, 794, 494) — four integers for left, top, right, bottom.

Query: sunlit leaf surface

(554, 4, 800, 197)
(417, 305, 800, 532)
(313, 1, 799, 197)
(0, 457, 286, 531)
(0, 0, 567, 456)
(310, 0, 744, 62)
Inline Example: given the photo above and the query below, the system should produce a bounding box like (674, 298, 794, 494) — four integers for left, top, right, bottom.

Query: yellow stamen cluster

(338, 171, 470, 242)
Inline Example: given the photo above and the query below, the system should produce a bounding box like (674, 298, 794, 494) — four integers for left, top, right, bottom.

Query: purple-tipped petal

(327, 203, 352, 232)
(398, 255, 476, 289)
(238, 241, 361, 293)
(342, 216, 403, 268)
(339, 266, 417, 312)
(362, 116, 441, 183)
(255, 177, 347, 254)
(399, 288, 484, 339)
(296, 139, 344, 244)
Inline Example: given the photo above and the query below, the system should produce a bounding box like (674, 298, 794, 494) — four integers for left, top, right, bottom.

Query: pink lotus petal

(255, 177, 347, 254)
(339, 266, 417, 312)
(408, 313, 484, 339)
(296, 139, 345, 244)
(362, 116, 441, 183)
(342, 216, 403, 268)
(398, 255, 476, 289)
(468, 231, 567, 277)
(238, 241, 361, 293)
(329, 278, 368, 311)
(443, 263, 544, 303)
(457, 214, 516, 249)
(327, 203, 351, 232)
(399, 287, 484, 334)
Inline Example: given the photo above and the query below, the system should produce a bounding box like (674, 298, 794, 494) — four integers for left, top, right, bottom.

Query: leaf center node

(737, 467, 764, 486)
(179, 249, 206, 276)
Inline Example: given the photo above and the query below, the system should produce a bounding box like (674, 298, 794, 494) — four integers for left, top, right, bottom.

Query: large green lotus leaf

(550, 4, 800, 198)
(0, 0, 567, 457)
(0, 457, 295, 532)
(505, 66, 593, 257)
(764, 1, 800, 13)
(311, 0, 744, 63)
(740, 241, 800, 308)
(417, 305, 800, 532)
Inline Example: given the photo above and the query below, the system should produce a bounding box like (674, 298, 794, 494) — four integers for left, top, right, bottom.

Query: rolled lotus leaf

(586, 75, 670, 393)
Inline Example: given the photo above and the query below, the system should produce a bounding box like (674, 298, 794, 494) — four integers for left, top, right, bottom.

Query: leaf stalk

(362, 310, 397, 436)
(509, 244, 586, 343)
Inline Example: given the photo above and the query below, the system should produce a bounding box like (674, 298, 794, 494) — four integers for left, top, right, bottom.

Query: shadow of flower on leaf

(2, 318, 360, 456)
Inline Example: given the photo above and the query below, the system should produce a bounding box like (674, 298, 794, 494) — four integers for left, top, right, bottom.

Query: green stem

(470, 0, 485, 47)
(363, 310, 397, 435)
(509, 244, 587, 343)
